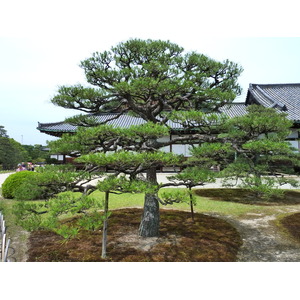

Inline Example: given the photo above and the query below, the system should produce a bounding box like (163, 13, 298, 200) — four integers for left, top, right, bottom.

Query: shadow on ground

(195, 189, 300, 205)
(27, 208, 242, 262)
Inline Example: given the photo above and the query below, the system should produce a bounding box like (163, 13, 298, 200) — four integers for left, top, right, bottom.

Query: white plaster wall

(287, 129, 299, 139)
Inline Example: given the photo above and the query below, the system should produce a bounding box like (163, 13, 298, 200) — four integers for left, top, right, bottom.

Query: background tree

(0, 125, 8, 138)
(0, 125, 28, 170)
(218, 105, 300, 198)
(50, 39, 243, 237)
(22, 144, 49, 164)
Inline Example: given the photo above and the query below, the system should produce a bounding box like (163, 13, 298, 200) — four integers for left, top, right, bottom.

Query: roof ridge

(255, 85, 287, 111)
(38, 121, 67, 127)
(251, 83, 300, 88)
(224, 102, 246, 105)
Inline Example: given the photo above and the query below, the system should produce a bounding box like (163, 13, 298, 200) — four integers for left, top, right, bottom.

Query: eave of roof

(37, 106, 250, 136)
(246, 83, 300, 121)
(38, 84, 300, 137)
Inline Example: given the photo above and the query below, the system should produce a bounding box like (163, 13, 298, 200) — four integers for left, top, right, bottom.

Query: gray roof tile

(219, 103, 248, 118)
(247, 83, 300, 121)
(38, 83, 300, 136)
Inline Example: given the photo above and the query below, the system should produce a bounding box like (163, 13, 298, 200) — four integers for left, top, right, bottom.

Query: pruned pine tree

(218, 105, 300, 198)
(49, 110, 233, 236)
(50, 122, 185, 237)
(50, 39, 243, 237)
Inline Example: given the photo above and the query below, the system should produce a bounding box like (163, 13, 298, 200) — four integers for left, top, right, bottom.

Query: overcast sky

(1, 0, 300, 145)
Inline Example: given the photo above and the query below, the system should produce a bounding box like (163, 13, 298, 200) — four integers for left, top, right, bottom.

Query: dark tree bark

(139, 167, 160, 237)
(189, 187, 195, 222)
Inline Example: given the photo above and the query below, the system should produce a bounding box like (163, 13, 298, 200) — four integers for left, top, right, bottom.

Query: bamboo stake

(0, 213, 3, 234)
(2, 233, 6, 262)
(4, 239, 10, 262)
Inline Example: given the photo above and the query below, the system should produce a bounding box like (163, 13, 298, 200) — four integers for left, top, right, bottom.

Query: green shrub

(13, 179, 46, 201)
(1, 171, 38, 199)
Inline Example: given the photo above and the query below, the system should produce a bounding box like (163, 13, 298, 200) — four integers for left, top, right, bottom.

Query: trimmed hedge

(1, 171, 38, 199)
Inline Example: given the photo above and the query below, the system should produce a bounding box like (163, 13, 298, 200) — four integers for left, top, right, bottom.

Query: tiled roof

(38, 84, 300, 136)
(246, 83, 300, 122)
(38, 106, 250, 136)
(37, 114, 184, 136)
(219, 102, 248, 118)
(90, 113, 188, 129)
(37, 121, 77, 133)
(37, 122, 77, 136)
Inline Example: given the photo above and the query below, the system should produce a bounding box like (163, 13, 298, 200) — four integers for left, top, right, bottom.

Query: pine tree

(49, 39, 243, 237)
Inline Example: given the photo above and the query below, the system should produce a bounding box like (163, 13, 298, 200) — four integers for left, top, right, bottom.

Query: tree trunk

(101, 191, 109, 259)
(139, 167, 160, 237)
(189, 188, 195, 222)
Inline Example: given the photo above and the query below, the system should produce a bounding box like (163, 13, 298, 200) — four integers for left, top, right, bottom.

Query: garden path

(0, 172, 14, 186)
(210, 205, 300, 262)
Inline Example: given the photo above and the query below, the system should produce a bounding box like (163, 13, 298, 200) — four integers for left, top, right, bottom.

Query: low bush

(1, 171, 38, 199)
(13, 177, 46, 200)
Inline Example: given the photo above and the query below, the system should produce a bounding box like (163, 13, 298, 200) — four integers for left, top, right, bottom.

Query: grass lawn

(91, 188, 293, 217)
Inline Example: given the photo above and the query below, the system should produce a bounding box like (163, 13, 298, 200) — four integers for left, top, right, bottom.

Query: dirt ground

(6, 204, 300, 262)
(26, 209, 242, 262)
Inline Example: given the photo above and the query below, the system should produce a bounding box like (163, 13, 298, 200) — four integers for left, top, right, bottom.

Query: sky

(1, 0, 300, 146)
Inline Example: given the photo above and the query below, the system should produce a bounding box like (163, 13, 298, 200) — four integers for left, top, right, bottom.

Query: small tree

(161, 167, 217, 221)
(13, 192, 103, 238)
(216, 105, 299, 198)
(13, 172, 156, 259)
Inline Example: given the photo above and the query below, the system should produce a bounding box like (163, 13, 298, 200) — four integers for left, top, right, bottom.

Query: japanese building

(37, 83, 300, 163)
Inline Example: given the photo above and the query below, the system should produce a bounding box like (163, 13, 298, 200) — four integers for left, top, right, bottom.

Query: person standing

(16, 164, 26, 172)
(27, 162, 34, 171)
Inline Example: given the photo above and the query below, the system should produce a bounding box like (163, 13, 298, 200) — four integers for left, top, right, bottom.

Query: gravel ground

(1, 172, 299, 189)
(209, 206, 300, 262)
(0, 172, 14, 186)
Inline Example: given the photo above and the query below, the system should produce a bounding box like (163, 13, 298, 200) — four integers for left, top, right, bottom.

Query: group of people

(16, 162, 35, 172)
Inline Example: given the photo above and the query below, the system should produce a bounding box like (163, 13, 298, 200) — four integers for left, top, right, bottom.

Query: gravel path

(211, 206, 300, 262)
(0, 172, 14, 186)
